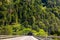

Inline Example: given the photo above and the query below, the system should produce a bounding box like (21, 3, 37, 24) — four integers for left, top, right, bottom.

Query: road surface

(2, 36, 38, 40)
(0, 36, 60, 40)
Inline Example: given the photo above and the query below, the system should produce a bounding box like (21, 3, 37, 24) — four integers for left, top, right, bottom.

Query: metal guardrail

(35, 36, 60, 40)
(0, 35, 20, 39)
(36, 36, 60, 38)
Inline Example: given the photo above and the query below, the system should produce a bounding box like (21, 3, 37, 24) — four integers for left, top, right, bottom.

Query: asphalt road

(0, 36, 60, 40)
(2, 36, 38, 40)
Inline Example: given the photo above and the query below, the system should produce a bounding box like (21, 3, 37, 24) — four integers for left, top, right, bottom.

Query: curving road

(1, 36, 60, 40)
(2, 36, 38, 40)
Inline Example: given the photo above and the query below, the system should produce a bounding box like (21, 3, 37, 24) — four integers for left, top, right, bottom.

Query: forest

(0, 0, 60, 37)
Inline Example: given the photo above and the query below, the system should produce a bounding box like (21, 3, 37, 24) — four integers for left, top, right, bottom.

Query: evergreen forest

(0, 0, 60, 37)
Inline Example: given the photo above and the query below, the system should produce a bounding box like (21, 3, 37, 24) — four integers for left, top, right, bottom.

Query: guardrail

(0, 35, 20, 39)
(35, 36, 60, 40)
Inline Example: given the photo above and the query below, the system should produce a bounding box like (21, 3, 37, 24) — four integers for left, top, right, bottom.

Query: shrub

(35, 29, 48, 37)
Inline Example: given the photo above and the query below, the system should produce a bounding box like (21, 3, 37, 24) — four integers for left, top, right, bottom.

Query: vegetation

(0, 0, 60, 36)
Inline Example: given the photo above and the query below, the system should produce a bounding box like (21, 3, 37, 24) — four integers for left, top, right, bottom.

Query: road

(0, 36, 60, 40)
(1, 36, 38, 40)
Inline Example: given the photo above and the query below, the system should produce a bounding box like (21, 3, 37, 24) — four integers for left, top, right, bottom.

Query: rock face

(3, 36, 38, 40)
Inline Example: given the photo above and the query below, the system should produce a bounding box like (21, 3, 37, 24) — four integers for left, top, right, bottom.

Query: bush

(35, 29, 48, 37)
(17, 28, 32, 35)
(0, 25, 13, 35)
(11, 24, 24, 35)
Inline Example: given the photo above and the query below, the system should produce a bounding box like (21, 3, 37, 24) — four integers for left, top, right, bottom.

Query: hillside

(0, 0, 60, 36)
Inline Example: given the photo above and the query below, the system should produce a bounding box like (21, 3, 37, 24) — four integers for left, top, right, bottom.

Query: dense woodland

(0, 0, 60, 37)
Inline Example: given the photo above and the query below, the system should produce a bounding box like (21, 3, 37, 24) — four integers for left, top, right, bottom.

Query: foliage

(35, 29, 48, 36)
(0, 0, 60, 36)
